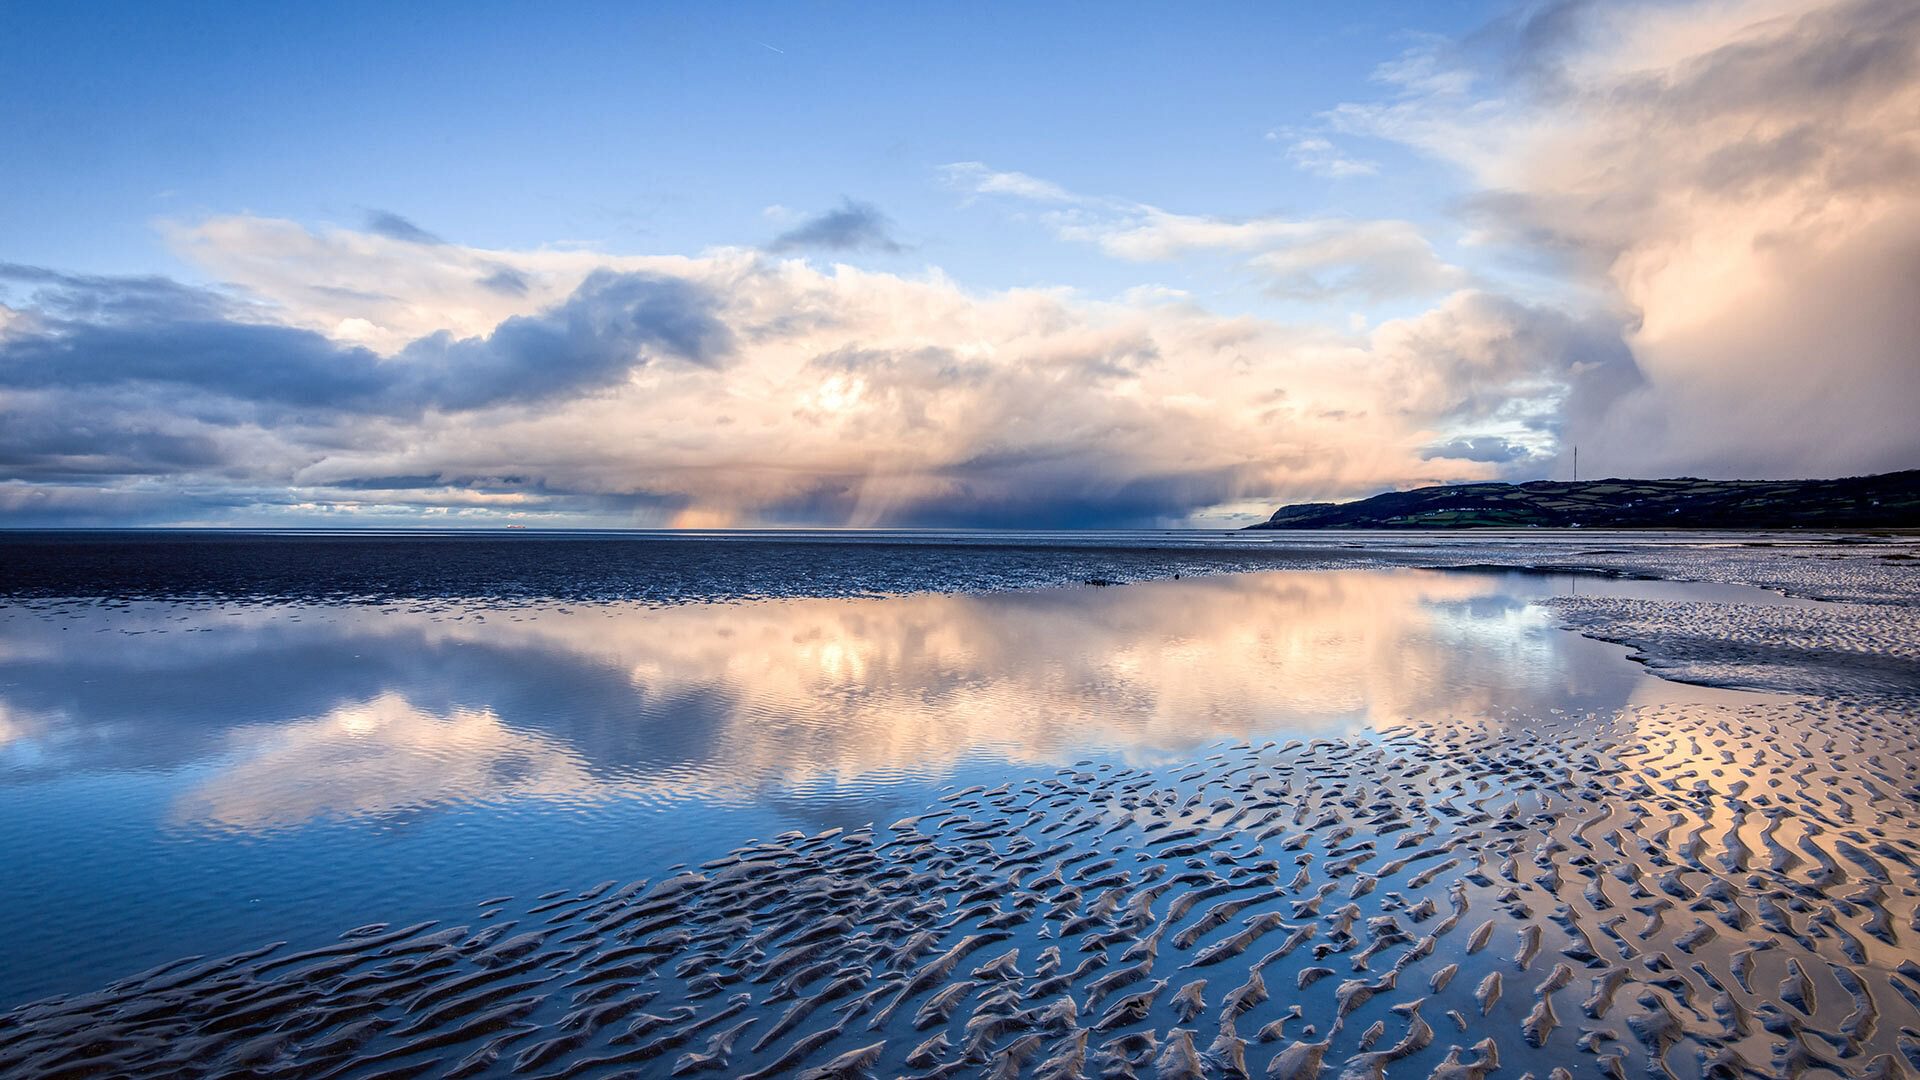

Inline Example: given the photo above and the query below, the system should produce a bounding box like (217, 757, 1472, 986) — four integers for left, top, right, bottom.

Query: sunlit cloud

(1329, 0, 1920, 477)
(0, 213, 1589, 526)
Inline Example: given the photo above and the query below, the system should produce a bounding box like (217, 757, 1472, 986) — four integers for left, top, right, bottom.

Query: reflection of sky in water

(0, 568, 1781, 1006)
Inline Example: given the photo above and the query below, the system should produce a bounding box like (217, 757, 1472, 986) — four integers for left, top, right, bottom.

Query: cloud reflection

(0, 571, 1671, 832)
(169, 693, 596, 832)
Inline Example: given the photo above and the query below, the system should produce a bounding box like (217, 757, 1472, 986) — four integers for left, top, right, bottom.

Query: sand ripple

(5, 688, 1919, 1078)
(1550, 595, 1920, 700)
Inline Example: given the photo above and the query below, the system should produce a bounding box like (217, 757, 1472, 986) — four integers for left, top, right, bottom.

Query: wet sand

(1551, 594, 1920, 700)
(2, 538, 1918, 1078)
(6, 705, 1919, 1076)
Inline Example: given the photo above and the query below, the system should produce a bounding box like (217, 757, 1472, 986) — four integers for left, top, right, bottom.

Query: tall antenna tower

(1573, 445, 1578, 483)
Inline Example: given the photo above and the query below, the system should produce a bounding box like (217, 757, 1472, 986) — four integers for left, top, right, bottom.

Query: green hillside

(1248, 471, 1920, 530)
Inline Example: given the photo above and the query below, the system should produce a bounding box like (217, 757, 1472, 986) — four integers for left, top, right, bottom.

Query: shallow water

(0, 526, 1875, 605)
(0, 567, 1788, 1010)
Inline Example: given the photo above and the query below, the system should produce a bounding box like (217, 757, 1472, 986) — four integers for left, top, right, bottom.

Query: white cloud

(1248, 220, 1465, 301)
(1328, 0, 1920, 478)
(1286, 136, 1379, 179)
(948, 164, 1464, 303)
(0, 215, 1590, 526)
(938, 161, 1076, 203)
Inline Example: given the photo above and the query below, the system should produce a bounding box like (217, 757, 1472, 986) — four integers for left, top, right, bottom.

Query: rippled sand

(1551, 595, 1920, 701)
(3, 541, 1918, 1078)
(6, 707, 1919, 1076)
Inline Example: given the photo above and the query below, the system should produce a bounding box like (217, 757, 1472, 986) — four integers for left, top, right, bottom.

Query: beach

(1, 530, 1916, 1078)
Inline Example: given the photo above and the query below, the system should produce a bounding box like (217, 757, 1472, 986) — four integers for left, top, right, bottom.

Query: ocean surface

(0, 526, 1849, 603)
(0, 530, 1810, 1010)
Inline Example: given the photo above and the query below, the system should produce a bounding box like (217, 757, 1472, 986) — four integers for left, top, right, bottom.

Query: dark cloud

(325, 474, 453, 491)
(0, 262, 235, 323)
(1378, 291, 1642, 429)
(0, 415, 227, 480)
(322, 474, 575, 496)
(1421, 436, 1534, 464)
(0, 319, 392, 411)
(1694, 123, 1826, 197)
(1614, 0, 1919, 122)
(0, 481, 257, 527)
(767, 199, 905, 254)
(477, 266, 531, 296)
(364, 211, 445, 246)
(0, 268, 733, 417)
(393, 270, 734, 410)
(912, 465, 1253, 529)
(312, 283, 396, 304)
(1462, 0, 1601, 91)
(756, 461, 1255, 529)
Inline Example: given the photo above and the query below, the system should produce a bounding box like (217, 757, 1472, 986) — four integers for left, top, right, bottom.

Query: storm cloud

(0, 265, 731, 416)
(1331, 0, 1920, 479)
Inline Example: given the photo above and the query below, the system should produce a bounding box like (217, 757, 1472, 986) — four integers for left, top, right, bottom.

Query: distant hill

(1248, 470, 1920, 530)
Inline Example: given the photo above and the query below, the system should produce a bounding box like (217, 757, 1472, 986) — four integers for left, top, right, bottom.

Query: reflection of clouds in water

(0, 702, 42, 751)
(172, 693, 597, 832)
(5, 571, 1673, 833)
(440, 571, 1552, 738)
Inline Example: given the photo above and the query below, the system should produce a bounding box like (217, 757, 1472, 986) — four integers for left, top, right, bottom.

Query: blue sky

(2, 0, 1916, 526)
(5, 3, 1480, 292)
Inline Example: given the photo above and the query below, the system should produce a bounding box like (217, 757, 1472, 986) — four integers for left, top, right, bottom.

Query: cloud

(946, 166, 1465, 303)
(1421, 435, 1536, 464)
(20, 0, 1913, 529)
(477, 266, 531, 296)
(1329, 0, 1920, 478)
(1088, 209, 1463, 301)
(363, 211, 445, 246)
(940, 162, 1076, 203)
(1247, 221, 1465, 301)
(1077, 209, 1314, 261)
(0, 411, 227, 479)
(766, 199, 905, 254)
(0, 217, 1574, 527)
(0, 262, 241, 325)
(0, 263, 732, 416)
(1285, 136, 1379, 179)
(160, 214, 679, 350)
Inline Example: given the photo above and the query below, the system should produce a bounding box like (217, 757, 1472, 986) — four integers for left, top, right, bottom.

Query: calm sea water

(0, 534, 1805, 1008)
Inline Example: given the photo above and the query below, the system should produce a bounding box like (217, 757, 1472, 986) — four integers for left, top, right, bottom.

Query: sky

(2, 0, 1916, 528)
